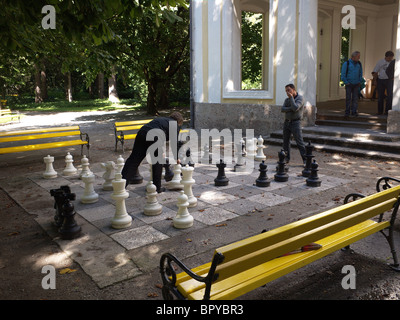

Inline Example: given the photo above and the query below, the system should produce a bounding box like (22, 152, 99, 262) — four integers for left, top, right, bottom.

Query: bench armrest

(376, 177, 400, 192)
(160, 252, 224, 300)
(344, 193, 365, 204)
(80, 132, 90, 144)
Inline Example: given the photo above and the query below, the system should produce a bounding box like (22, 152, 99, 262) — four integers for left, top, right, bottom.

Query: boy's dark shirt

(139, 117, 181, 142)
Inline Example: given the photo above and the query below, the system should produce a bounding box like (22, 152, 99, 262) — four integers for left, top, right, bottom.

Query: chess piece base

(274, 174, 289, 182)
(173, 216, 194, 229)
(111, 217, 132, 229)
(256, 179, 271, 188)
(306, 179, 321, 187)
(59, 225, 82, 240)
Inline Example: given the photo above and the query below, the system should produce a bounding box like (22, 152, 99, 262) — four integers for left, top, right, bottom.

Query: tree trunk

(147, 78, 158, 115)
(158, 81, 169, 109)
(34, 64, 43, 103)
(98, 73, 104, 99)
(108, 70, 119, 103)
(65, 72, 73, 102)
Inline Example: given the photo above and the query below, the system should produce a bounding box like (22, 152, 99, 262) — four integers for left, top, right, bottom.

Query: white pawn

(168, 163, 183, 190)
(80, 155, 92, 178)
(111, 173, 132, 229)
(246, 138, 256, 159)
(255, 135, 266, 161)
(143, 181, 162, 216)
(81, 173, 99, 204)
(173, 191, 193, 229)
(201, 144, 210, 164)
(43, 155, 57, 179)
(116, 155, 124, 175)
(63, 152, 77, 176)
(181, 165, 197, 207)
(101, 161, 116, 191)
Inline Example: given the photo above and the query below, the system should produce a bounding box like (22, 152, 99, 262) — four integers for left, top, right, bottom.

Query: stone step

(264, 136, 400, 161)
(315, 119, 387, 130)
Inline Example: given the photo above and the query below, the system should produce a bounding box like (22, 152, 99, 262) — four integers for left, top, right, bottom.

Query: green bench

(160, 177, 400, 300)
(0, 126, 90, 156)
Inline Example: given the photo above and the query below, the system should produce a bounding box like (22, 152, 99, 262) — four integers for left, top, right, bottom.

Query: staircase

(265, 113, 400, 160)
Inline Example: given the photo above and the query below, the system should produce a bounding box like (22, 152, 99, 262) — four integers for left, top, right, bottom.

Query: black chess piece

(215, 159, 229, 186)
(302, 141, 314, 177)
(50, 185, 72, 227)
(58, 192, 81, 240)
(255, 160, 271, 187)
(306, 160, 322, 187)
(164, 158, 174, 182)
(274, 150, 289, 182)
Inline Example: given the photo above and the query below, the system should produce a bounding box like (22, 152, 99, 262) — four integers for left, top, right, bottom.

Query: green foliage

(241, 11, 263, 90)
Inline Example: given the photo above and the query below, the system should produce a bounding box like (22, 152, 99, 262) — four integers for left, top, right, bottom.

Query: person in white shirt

(372, 51, 395, 115)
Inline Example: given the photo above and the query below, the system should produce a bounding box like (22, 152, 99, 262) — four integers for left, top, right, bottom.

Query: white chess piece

(168, 163, 183, 190)
(181, 165, 197, 207)
(201, 144, 210, 164)
(246, 138, 256, 159)
(173, 191, 194, 229)
(43, 155, 57, 179)
(63, 152, 78, 176)
(115, 155, 124, 175)
(101, 161, 116, 191)
(111, 173, 132, 229)
(81, 173, 99, 203)
(80, 155, 92, 178)
(255, 135, 266, 161)
(143, 181, 162, 216)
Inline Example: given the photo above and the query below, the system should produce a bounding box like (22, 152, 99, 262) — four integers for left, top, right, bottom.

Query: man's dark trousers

(282, 119, 306, 162)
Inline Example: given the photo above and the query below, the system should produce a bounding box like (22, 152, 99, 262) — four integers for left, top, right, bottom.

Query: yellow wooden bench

(160, 178, 400, 300)
(0, 126, 90, 156)
(0, 109, 21, 123)
(114, 119, 153, 152)
(114, 119, 190, 153)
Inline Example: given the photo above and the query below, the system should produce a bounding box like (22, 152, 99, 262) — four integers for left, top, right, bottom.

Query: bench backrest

(214, 185, 400, 280)
(0, 126, 80, 137)
(115, 119, 152, 128)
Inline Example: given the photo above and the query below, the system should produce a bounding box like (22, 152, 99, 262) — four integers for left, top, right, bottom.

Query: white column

(392, 2, 400, 111)
(297, 0, 318, 107)
(192, 0, 204, 103)
(208, 0, 222, 103)
(275, 0, 297, 105)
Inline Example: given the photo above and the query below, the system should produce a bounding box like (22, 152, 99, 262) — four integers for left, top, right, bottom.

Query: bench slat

(115, 120, 152, 126)
(0, 131, 82, 143)
(214, 198, 396, 281)
(115, 125, 144, 131)
(187, 219, 389, 300)
(217, 186, 400, 263)
(0, 139, 88, 154)
(0, 126, 80, 137)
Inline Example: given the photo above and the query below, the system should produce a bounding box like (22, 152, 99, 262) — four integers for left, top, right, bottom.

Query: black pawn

(255, 160, 271, 187)
(274, 150, 289, 182)
(50, 185, 72, 228)
(302, 141, 315, 177)
(215, 159, 229, 186)
(59, 193, 81, 240)
(306, 160, 321, 187)
(164, 158, 174, 182)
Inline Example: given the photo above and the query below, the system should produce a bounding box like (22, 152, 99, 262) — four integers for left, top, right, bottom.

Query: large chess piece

(164, 158, 174, 182)
(255, 161, 271, 187)
(80, 155, 92, 179)
(111, 173, 132, 228)
(63, 152, 78, 176)
(215, 159, 229, 186)
(306, 160, 322, 187)
(58, 192, 81, 240)
(168, 163, 183, 190)
(274, 150, 289, 182)
(246, 138, 257, 159)
(101, 161, 116, 191)
(81, 173, 99, 203)
(173, 191, 194, 229)
(43, 155, 58, 179)
(234, 139, 247, 172)
(143, 181, 163, 216)
(255, 136, 267, 162)
(201, 144, 211, 164)
(115, 155, 125, 175)
(181, 165, 197, 207)
(302, 141, 315, 177)
(50, 185, 72, 227)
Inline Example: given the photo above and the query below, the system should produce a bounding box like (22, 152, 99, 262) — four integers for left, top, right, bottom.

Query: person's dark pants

(121, 131, 163, 191)
(377, 78, 393, 114)
(345, 83, 359, 115)
(282, 119, 306, 162)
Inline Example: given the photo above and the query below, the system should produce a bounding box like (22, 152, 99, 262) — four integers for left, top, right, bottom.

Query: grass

(8, 98, 145, 113)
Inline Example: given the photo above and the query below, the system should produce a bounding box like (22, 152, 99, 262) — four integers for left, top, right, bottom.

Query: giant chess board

(1, 153, 350, 288)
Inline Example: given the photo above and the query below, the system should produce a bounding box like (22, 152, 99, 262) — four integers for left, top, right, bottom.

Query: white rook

(111, 173, 132, 229)
(43, 155, 57, 179)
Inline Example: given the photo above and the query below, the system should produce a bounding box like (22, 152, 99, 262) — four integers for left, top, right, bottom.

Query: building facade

(191, 0, 400, 135)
